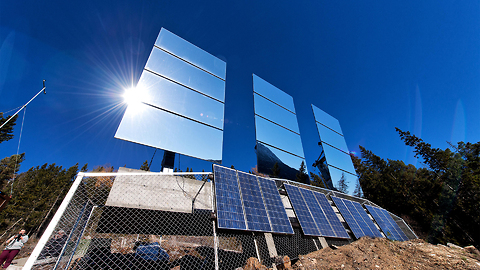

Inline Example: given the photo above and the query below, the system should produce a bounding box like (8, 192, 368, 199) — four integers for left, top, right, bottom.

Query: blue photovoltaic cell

(313, 192, 350, 239)
(257, 177, 294, 234)
(351, 202, 383, 238)
(213, 165, 246, 230)
(343, 199, 376, 238)
(299, 188, 336, 237)
(365, 205, 408, 241)
(331, 196, 365, 239)
(237, 171, 271, 232)
(284, 184, 320, 236)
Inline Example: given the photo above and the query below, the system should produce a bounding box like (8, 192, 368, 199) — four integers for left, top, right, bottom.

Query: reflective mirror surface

(316, 122, 348, 153)
(145, 48, 225, 102)
(312, 105, 343, 135)
(115, 103, 223, 162)
(116, 28, 226, 163)
(137, 71, 224, 129)
(328, 166, 358, 185)
(155, 28, 226, 80)
(254, 93, 300, 133)
(256, 142, 305, 180)
(321, 144, 356, 175)
(255, 116, 305, 158)
(253, 74, 295, 113)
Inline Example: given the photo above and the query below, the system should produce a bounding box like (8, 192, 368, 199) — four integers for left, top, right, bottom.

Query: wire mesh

(27, 171, 417, 270)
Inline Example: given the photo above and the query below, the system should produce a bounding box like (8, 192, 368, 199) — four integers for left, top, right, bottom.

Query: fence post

(23, 173, 85, 270)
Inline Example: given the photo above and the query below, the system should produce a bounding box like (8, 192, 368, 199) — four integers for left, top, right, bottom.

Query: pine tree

(296, 161, 309, 184)
(0, 153, 25, 190)
(353, 178, 363, 198)
(271, 162, 280, 177)
(309, 172, 326, 188)
(337, 173, 348, 194)
(0, 113, 18, 144)
(140, 160, 150, 171)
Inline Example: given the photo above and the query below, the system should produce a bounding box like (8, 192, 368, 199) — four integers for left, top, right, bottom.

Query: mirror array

(284, 184, 350, 239)
(331, 196, 383, 239)
(213, 165, 294, 234)
(311, 105, 358, 189)
(115, 28, 226, 162)
(253, 74, 306, 180)
(365, 205, 409, 241)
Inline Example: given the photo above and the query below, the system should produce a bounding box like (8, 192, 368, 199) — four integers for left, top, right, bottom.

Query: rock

(276, 255, 291, 270)
(447, 243, 463, 249)
(244, 257, 261, 270)
(464, 246, 480, 257)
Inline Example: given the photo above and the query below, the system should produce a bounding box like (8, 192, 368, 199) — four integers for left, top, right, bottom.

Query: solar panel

(331, 196, 365, 239)
(237, 171, 271, 232)
(299, 188, 336, 237)
(213, 165, 247, 230)
(313, 192, 350, 239)
(257, 177, 294, 234)
(351, 202, 383, 238)
(365, 205, 408, 241)
(284, 184, 320, 236)
(342, 199, 376, 238)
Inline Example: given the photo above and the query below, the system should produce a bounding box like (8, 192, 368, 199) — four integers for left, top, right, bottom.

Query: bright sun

(123, 87, 149, 113)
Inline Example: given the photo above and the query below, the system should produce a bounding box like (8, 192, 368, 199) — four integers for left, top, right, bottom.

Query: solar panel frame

(299, 188, 336, 238)
(237, 171, 272, 232)
(257, 177, 294, 234)
(284, 184, 320, 236)
(365, 205, 408, 241)
(351, 202, 383, 238)
(313, 192, 350, 239)
(331, 196, 365, 239)
(343, 199, 376, 238)
(213, 165, 247, 231)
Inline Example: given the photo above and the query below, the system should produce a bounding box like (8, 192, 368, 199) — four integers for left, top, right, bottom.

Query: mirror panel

(137, 71, 224, 129)
(328, 166, 358, 186)
(254, 93, 300, 133)
(253, 74, 295, 113)
(115, 103, 223, 162)
(255, 116, 305, 158)
(316, 122, 349, 153)
(256, 142, 305, 179)
(321, 143, 356, 175)
(155, 28, 226, 80)
(145, 47, 225, 102)
(312, 105, 343, 135)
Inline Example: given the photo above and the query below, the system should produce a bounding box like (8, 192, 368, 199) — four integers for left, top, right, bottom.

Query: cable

(11, 107, 26, 196)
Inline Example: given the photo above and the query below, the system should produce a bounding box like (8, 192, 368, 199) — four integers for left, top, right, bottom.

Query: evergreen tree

(309, 172, 326, 188)
(337, 173, 349, 194)
(0, 153, 25, 190)
(140, 160, 150, 171)
(271, 162, 280, 177)
(0, 113, 18, 144)
(353, 178, 363, 198)
(296, 161, 309, 184)
(0, 163, 79, 238)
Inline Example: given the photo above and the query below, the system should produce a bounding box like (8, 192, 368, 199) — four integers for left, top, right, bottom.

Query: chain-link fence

(24, 169, 416, 270)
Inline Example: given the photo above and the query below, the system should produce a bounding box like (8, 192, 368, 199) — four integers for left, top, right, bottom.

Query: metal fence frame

(23, 171, 417, 270)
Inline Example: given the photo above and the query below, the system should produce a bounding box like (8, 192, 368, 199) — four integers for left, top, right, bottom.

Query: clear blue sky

(1, 1, 479, 194)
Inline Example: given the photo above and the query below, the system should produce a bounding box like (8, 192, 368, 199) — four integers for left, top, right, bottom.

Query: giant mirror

(115, 28, 226, 163)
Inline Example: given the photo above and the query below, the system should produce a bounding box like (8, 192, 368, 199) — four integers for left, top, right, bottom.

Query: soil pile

(292, 237, 480, 270)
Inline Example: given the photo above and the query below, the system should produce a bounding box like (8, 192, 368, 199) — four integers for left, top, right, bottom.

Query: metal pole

(64, 205, 96, 270)
(0, 80, 46, 130)
(23, 172, 83, 270)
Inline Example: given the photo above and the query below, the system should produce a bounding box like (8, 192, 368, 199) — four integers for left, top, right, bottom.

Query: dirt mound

(293, 237, 480, 270)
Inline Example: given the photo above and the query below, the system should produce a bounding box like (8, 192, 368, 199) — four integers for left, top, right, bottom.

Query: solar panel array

(284, 184, 350, 239)
(214, 165, 246, 230)
(213, 165, 293, 234)
(331, 196, 383, 239)
(365, 205, 408, 241)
